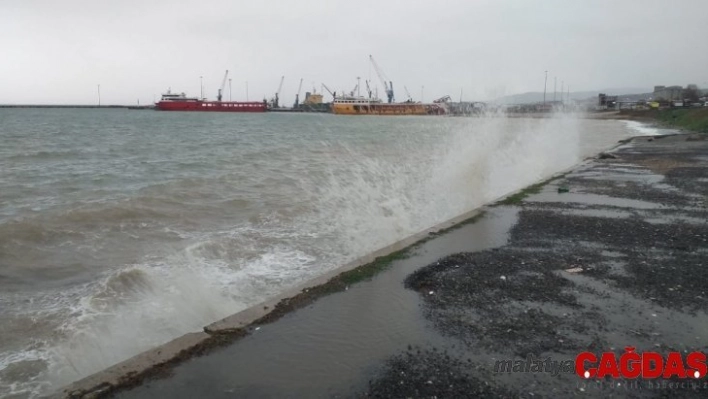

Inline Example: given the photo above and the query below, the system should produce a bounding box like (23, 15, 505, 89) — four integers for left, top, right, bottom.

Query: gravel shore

(381, 133, 708, 398)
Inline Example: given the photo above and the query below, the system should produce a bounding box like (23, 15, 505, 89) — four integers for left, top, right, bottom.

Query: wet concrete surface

(113, 209, 518, 398)
(115, 134, 708, 398)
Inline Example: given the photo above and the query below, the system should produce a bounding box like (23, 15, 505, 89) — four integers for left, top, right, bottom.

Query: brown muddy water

(0, 109, 666, 397)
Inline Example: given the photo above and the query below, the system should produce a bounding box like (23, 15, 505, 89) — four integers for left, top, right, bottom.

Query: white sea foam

(622, 119, 676, 136)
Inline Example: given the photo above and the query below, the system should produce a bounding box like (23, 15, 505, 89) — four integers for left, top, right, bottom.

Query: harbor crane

(369, 55, 394, 103)
(322, 83, 336, 100)
(350, 77, 361, 97)
(293, 78, 303, 108)
(404, 86, 413, 102)
(272, 76, 285, 108)
(217, 70, 229, 102)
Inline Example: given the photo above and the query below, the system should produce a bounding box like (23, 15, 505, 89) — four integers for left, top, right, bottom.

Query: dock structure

(0, 104, 154, 109)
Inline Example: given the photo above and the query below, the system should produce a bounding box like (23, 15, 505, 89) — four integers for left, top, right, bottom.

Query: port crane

(322, 83, 336, 100)
(370, 55, 394, 103)
(404, 86, 414, 102)
(349, 77, 361, 97)
(272, 76, 285, 108)
(293, 78, 303, 108)
(217, 70, 229, 102)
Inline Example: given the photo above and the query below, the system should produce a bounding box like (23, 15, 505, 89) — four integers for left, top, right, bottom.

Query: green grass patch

(334, 211, 488, 285)
(434, 210, 486, 234)
(495, 176, 559, 206)
(254, 249, 413, 324)
(413, 211, 487, 247)
(656, 108, 708, 133)
(338, 249, 411, 286)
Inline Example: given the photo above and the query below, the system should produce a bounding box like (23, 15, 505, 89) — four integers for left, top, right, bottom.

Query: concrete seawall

(57, 207, 489, 398)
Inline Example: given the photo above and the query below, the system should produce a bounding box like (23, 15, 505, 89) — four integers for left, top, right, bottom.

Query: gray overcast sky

(1, 0, 707, 105)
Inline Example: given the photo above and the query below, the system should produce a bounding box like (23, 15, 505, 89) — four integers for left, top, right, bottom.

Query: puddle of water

(565, 274, 708, 348)
(652, 182, 683, 192)
(117, 208, 519, 398)
(560, 208, 633, 219)
(600, 250, 626, 258)
(529, 186, 665, 209)
(600, 163, 645, 169)
(644, 215, 708, 225)
(603, 260, 630, 277)
(583, 173, 664, 185)
(579, 167, 654, 176)
(572, 164, 665, 185)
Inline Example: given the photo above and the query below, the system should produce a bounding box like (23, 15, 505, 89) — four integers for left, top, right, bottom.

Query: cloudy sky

(2, 0, 707, 105)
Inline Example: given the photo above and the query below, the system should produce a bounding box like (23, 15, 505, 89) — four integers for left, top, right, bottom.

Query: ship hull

(155, 100, 267, 112)
(331, 102, 446, 115)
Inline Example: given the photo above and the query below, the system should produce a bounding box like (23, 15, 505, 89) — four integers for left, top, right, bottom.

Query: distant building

(303, 92, 323, 105)
(653, 85, 688, 101)
(598, 93, 618, 109)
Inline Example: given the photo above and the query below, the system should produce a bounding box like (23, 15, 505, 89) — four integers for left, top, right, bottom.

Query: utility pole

(459, 87, 463, 103)
(229, 78, 232, 101)
(543, 71, 548, 106)
(553, 76, 557, 102)
(200, 76, 204, 99)
(246, 81, 249, 101)
(561, 81, 564, 104)
(97, 84, 101, 106)
(567, 85, 570, 103)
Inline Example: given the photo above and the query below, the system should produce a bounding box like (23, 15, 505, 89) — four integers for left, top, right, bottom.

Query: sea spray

(622, 120, 678, 137)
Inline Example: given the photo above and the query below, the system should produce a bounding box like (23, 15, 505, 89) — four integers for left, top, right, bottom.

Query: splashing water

(0, 109, 631, 397)
(622, 119, 680, 136)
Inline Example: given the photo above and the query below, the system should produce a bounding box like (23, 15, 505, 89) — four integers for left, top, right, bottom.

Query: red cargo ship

(155, 91, 267, 112)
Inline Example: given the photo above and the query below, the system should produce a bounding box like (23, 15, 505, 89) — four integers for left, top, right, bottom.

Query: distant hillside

(494, 87, 650, 104)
